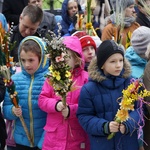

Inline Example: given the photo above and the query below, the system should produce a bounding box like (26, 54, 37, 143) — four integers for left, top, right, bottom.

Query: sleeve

(124, 106, 143, 134)
(101, 24, 116, 41)
(77, 86, 109, 137)
(68, 103, 78, 119)
(38, 79, 61, 113)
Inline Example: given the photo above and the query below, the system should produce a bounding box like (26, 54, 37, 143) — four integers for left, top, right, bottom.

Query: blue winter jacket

(3, 36, 49, 147)
(125, 46, 147, 79)
(77, 58, 141, 150)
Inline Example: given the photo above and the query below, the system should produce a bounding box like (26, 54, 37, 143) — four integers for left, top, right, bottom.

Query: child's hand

(109, 121, 119, 133)
(12, 106, 22, 117)
(62, 106, 69, 118)
(56, 101, 65, 111)
(119, 124, 126, 134)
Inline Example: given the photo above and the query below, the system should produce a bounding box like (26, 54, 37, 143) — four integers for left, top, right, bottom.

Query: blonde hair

(69, 50, 83, 68)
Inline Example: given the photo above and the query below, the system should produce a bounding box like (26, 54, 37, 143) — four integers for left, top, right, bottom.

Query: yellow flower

(48, 65, 53, 72)
(108, 79, 150, 140)
(125, 31, 132, 49)
(140, 89, 150, 97)
(120, 97, 134, 110)
(52, 71, 61, 81)
(65, 71, 71, 78)
(86, 22, 92, 29)
(116, 109, 129, 122)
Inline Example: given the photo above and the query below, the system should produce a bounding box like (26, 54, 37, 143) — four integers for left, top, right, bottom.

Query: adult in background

(101, 0, 140, 49)
(2, 0, 28, 25)
(58, 0, 82, 36)
(28, 0, 56, 37)
(10, 5, 43, 63)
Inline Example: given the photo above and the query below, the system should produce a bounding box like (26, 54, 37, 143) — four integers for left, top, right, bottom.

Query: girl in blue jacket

(77, 40, 141, 150)
(3, 36, 48, 150)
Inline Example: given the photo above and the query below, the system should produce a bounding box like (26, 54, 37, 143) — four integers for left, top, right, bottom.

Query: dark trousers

(16, 144, 40, 150)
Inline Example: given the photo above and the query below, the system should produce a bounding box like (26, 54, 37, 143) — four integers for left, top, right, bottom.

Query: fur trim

(88, 58, 131, 82)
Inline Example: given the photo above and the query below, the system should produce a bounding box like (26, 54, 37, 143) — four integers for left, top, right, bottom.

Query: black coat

(136, 11, 150, 28)
(10, 25, 41, 62)
(2, 0, 28, 25)
(0, 75, 7, 149)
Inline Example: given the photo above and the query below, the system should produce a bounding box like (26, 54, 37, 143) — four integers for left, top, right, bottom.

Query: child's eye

(29, 59, 33, 62)
(110, 61, 115, 63)
(21, 59, 25, 62)
(83, 48, 87, 52)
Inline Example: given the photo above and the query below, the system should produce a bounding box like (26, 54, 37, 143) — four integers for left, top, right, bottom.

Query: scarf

(109, 13, 136, 27)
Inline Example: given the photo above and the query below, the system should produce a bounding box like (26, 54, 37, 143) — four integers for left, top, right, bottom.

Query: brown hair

(19, 40, 41, 61)
(21, 5, 43, 23)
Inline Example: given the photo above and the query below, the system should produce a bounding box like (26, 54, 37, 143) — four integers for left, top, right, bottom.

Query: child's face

(82, 46, 96, 63)
(66, 50, 76, 70)
(20, 50, 40, 75)
(102, 53, 123, 76)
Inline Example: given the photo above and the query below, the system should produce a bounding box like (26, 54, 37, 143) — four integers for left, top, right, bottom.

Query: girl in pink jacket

(38, 36, 90, 150)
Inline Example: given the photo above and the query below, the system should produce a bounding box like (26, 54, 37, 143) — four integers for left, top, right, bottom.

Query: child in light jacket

(3, 36, 49, 150)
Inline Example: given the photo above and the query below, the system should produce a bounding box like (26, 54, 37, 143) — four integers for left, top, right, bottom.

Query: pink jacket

(38, 36, 90, 150)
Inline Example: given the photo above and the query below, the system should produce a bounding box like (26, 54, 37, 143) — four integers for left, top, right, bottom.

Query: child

(38, 36, 90, 150)
(0, 74, 7, 150)
(3, 36, 49, 150)
(77, 40, 141, 150)
(79, 35, 97, 71)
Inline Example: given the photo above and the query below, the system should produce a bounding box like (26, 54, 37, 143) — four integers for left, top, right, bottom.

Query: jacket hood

(125, 46, 147, 78)
(125, 46, 147, 66)
(18, 36, 48, 76)
(88, 57, 131, 83)
(63, 36, 85, 69)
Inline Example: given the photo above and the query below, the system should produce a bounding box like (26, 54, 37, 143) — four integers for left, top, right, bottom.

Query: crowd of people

(0, 0, 150, 150)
